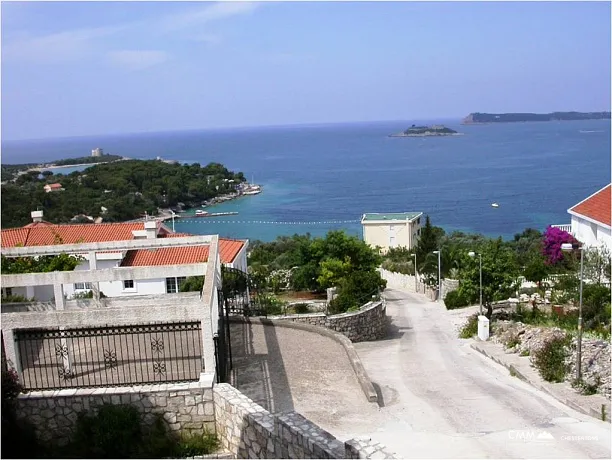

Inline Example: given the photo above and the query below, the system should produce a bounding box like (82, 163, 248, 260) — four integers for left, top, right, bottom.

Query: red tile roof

(120, 246, 210, 267)
(120, 238, 245, 266)
(1, 221, 246, 264)
(47, 183, 63, 189)
(1, 222, 153, 247)
(569, 184, 611, 227)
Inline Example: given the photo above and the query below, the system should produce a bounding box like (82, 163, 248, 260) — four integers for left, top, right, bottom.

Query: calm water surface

(2, 119, 610, 241)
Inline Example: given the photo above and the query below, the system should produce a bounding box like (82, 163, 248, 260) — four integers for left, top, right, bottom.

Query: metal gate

(214, 266, 268, 383)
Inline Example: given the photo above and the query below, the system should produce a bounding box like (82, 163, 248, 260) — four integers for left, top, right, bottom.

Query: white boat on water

(243, 185, 262, 195)
(491, 203, 499, 208)
(195, 210, 209, 216)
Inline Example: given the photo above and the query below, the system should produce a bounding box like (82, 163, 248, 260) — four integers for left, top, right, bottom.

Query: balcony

(551, 224, 573, 234)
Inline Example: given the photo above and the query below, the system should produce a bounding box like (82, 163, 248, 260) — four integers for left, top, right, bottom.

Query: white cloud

(158, 1, 259, 32)
(3, 26, 123, 63)
(107, 50, 169, 71)
(2, 2, 260, 64)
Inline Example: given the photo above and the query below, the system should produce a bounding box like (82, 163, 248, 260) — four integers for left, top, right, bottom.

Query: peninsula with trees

(462, 111, 611, 124)
(1, 159, 247, 228)
(389, 125, 461, 137)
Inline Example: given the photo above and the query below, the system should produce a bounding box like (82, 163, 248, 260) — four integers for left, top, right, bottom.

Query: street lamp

(412, 253, 418, 292)
(169, 210, 176, 232)
(468, 251, 483, 315)
(561, 242, 584, 380)
(432, 250, 441, 301)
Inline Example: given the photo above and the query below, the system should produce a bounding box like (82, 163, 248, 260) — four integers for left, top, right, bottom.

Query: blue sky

(2, 1, 610, 140)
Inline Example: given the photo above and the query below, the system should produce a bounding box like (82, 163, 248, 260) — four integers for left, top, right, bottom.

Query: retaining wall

(214, 383, 396, 459)
(15, 376, 216, 446)
(268, 300, 386, 342)
(378, 268, 458, 301)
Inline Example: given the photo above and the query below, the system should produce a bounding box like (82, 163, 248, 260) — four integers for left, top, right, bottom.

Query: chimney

(31, 210, 44, 223)
(144, 220, 157, 239)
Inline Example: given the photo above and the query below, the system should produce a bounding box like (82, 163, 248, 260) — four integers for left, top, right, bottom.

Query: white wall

(571, 215, 612, 251)
(363, 219, 421, 253)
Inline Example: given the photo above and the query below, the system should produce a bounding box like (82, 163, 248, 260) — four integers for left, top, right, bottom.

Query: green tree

(457, 238, 520, 317)
(523, 254, 550, 289)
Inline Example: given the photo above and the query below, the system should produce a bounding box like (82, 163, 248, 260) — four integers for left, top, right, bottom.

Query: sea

(2, 119, 610, 242)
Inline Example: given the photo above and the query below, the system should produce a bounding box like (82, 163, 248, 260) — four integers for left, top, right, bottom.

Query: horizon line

(3, 110, 610, 143)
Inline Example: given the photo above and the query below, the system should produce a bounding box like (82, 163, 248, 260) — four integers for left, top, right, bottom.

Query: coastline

(389, 132, 464, 137)
(24, 157, 131, 174)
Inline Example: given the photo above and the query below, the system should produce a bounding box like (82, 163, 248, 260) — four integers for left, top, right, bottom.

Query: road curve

(351, 289, 611, 459)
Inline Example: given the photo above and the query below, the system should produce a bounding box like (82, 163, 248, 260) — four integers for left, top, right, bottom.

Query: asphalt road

(351, 289, 612, 459)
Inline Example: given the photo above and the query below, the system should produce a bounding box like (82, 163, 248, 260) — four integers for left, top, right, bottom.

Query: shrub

(459, 315, 479, 338)
(1, 294, 34, 303)
(174, 431, 219, 457)
(71, 404, 143, 458)
(291, 303, 310, 314)
(1, 369, 42, 459)
(444, 290, 469, 309)
(532, 335, 571, 382)
(328, 291, 358, 314)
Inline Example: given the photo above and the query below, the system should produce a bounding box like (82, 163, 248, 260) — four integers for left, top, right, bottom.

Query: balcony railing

(551, 224, 573, 234)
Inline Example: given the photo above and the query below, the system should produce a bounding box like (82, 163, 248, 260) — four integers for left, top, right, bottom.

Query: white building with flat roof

(361, 212, 423, 253)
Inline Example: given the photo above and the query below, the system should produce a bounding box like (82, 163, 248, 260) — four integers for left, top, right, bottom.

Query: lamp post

(432, 250, 441, 301)
(468, 251, 483, 315)
(561, 242, 584, 380)
(413, 253, 418, 292)
(170, 210, 176, 232)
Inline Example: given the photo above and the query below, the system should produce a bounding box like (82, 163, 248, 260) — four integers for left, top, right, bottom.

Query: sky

(1, 1, 611, 141)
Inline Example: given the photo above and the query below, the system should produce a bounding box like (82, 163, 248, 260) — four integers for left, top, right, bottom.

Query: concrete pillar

(1, 329, 22, 375)
(25, 286, 35, 300)
(53, 283, 71, 372)
(88, 251, 101, 304)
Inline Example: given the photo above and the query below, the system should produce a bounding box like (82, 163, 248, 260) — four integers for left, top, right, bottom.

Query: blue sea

(2, 119, 610, 241)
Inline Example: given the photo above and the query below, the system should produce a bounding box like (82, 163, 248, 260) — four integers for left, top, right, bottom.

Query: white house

(565, 184, 611, 251)
(361, 212, 423, 253)
(1, 211, 248, 301)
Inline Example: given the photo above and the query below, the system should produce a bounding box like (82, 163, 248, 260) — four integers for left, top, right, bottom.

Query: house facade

(1, 211, 248, 301)
(559, 184, 611, 251)
(361, 212, 423, 253)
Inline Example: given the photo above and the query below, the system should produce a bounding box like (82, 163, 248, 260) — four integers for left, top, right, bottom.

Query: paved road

(351, 289, 611, 458)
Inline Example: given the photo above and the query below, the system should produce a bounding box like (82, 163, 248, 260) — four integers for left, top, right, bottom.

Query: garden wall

(15, 376, 216, 446)
(268, 300, 386, 342)
(214, 383, 396, 459)
(378, 268, 457, 301)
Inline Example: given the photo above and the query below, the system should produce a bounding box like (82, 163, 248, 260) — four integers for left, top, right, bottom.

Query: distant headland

(462, 111, 611, 124)
(389, 125, 461, 137)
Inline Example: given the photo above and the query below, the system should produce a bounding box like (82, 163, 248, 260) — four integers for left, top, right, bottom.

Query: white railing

(551, 224, 573, 233)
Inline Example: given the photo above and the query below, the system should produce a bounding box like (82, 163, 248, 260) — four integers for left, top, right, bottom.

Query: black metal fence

(15, 322, 202, 391)
(221, 266, 267, 317)
(214, 289, 232, 384)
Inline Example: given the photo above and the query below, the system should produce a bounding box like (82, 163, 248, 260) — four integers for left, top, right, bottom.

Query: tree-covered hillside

(1, 160, 246, 228)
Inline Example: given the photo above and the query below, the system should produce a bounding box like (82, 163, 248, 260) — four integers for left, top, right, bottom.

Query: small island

(462, 111, 611, 124)
(389, 125, 461, 137)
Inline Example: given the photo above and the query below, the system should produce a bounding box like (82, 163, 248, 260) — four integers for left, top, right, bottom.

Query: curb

(228, 316, 379, 404)
(470, 343, 610, 423)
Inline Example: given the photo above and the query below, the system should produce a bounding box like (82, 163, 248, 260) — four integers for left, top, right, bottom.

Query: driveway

(351, 289, 611, 458)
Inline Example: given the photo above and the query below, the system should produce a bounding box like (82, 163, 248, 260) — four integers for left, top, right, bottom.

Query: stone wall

(268, 300, 386, 342)
(15, 377, 216, 446)
(378, 268, 456, 301)
(213, 383, 396, 459)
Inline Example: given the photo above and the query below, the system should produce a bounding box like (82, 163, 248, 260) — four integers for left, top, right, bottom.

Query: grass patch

(519, 349, 530, 357)
(459, 315, 478, 339)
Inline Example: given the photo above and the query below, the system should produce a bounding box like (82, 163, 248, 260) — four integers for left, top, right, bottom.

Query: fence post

(54, 283, 72, 372)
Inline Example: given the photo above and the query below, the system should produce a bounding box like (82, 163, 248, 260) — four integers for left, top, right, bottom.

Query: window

(3, 288, 13, 297)
(166, 277, 187, 293)
(74, 282, 93, 290)
(416, 218, 421, 225)
(123, 280, 135, 290)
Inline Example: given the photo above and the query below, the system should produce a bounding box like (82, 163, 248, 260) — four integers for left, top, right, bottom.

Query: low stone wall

(269, 300, 386, 343)
(378, 268, 439, 300)
(15, 376, 216, 445)
(214, 383, 396, 459)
